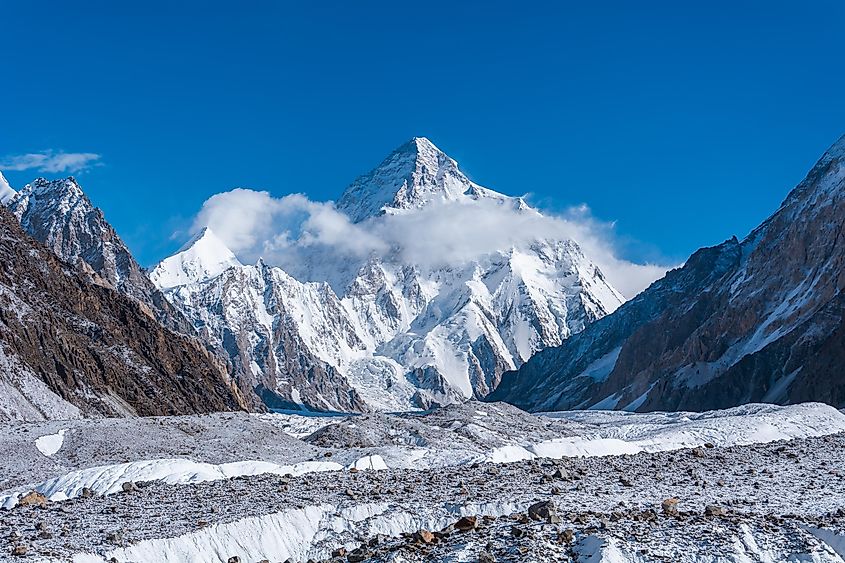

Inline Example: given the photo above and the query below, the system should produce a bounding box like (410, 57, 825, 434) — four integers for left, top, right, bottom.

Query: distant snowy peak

(0, 172, 14, 204)
(150, 227, 242, 290)
(336, 137, 525, 222)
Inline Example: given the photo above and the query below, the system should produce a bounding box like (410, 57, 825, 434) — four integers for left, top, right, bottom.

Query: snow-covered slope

(164, 261, 376, 412)
(336, 137, 494, 222)
(0, 171, 14, 204)
(154, 138, 624, 412)
(149, 227, 241, 289)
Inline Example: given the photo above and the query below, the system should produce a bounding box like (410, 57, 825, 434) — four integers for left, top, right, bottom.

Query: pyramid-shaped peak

(396, 136, 445, 155)
(177, 226, 225, 253)
(336, 137, 471, 222)
(150, 226, 242, 290)
(392, 137, 456, 168)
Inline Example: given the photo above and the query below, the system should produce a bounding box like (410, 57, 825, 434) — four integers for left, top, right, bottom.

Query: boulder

(662, 497, 680, 516)
(528, 500, 557, 522)
(17, 492, 48, 508)
(454, 516, 478, 532)
(704, 505, 726, 517)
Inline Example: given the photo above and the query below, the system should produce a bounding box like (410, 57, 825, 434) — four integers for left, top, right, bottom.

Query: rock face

(6, 177, 194, 335)
(491, 134, 845, 412)
(164, 259, 370, 412)
(0, 206, 244, 421)
(153, 138, 625, 412)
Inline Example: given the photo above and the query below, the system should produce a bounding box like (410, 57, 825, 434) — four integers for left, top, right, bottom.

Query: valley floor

(2, 403, 845, 562)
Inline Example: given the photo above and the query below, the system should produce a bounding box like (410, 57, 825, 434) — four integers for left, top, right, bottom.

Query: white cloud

(191, 189, 675, 298)
(0, 151, 102, 173)
(192, 189, 387, 262)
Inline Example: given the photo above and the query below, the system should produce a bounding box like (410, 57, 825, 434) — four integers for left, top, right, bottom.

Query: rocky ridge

(5, 177, 195, 335)
(0, 206, 245, 421)
(492, 133, 845, 412)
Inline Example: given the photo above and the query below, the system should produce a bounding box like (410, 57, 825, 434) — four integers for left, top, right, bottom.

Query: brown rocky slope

(0, 206, 245, 421)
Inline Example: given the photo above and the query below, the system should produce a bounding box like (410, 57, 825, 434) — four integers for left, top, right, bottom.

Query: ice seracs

(149, 227, 242, 289)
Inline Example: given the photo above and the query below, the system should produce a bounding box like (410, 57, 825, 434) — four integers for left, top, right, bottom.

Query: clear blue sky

(2, 1, 843, 267)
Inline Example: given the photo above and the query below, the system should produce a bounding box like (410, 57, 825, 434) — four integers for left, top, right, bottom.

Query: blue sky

(2, 1, 844, 268)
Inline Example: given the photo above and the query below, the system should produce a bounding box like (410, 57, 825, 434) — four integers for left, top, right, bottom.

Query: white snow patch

(35, 429, 66, 457)
(581, 346, 622, 382)
(348, 454, 388, 471)
(0, 171, 14, 204)
(575, 535, 636, 563)
(73, 505, 333, 563)
(805, 527, 845, 559)
(486, 445, 536, 464)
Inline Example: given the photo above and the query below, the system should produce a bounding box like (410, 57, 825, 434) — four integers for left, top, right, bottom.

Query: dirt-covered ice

(2, 402, 845, 561)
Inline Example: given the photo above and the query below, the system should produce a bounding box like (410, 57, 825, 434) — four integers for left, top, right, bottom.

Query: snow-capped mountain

(336, 137, 529, 222)
(154, 138, 625, 412)
(491, 133, 845, 412)
(150, 227, 242, 289)
(5, 177, 194, 335)
(0, 172, 14, 204)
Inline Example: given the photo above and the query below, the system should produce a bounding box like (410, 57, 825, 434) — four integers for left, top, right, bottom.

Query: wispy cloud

(0, 150, 102, 174)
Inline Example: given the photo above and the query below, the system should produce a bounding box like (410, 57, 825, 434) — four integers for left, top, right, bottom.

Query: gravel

(3, 433, 845, 561)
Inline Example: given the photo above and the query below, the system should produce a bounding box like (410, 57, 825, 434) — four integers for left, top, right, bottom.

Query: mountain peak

(335, 137, 473, 222)
(395, 136, 442, 156)
(150, 227, 241, 290)
(335, 137, 533, 223)
(177, 226, 219, 253)
(10, 177, 87, 212)
(6, 177, 98, 248)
